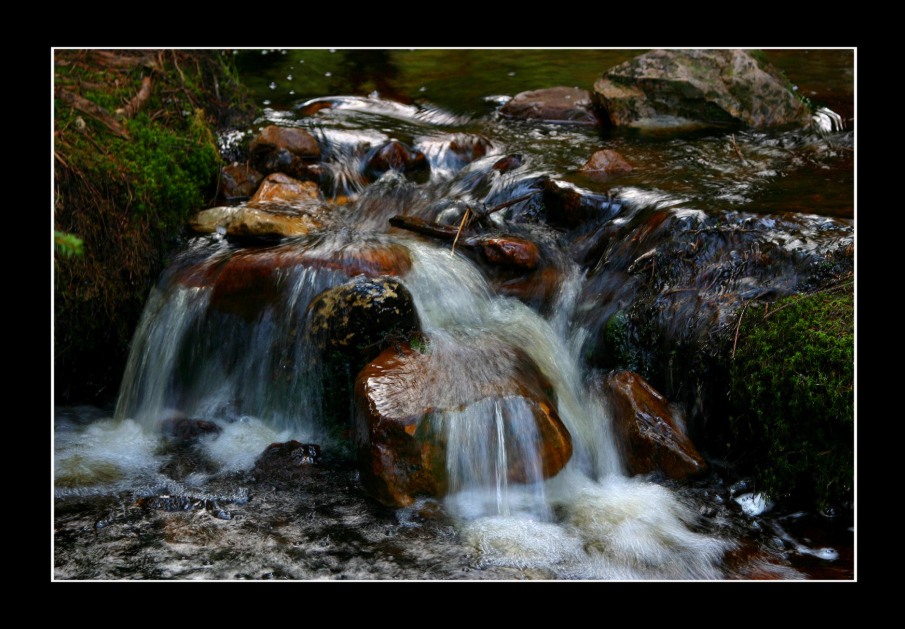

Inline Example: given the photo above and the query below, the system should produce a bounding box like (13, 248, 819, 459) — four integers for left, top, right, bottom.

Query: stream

(53, 49, 855, 581)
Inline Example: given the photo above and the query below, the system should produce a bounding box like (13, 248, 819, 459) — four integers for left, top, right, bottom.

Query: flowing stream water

(53, 49, 855, 580)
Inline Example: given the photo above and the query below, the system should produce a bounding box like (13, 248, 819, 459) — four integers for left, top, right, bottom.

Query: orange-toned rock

(250, 125, 321, 160)
(473, 236, 540, 270)
(579, 149, 634, 176)
(603, 370, 707, 479)
(355, 340, 572, 506)
(249, 173, 324, 205)
(448, 133, 493, 164)
(500, 87, 598, 125)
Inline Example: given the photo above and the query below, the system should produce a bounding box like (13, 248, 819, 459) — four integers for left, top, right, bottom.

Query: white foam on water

(55, 418, 160, 494)
(200, 416, 298, 473)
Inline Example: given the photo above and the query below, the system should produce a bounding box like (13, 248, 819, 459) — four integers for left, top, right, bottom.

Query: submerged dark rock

(501, 87, 598, 125)
(592, 49, 813, 129)
(363, 140, 429, 182)
(252, 441, 322, 484)
(220, 163, 264, 201)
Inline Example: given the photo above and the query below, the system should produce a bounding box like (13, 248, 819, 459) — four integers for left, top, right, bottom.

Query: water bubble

(261, 50, 268, 56)
(508, 71, 516, 77)
(269, 82, 277, 90)
(419, 86, 427, 92)
(325, 72, 332, 77)
(300, 59, 304, 64)
(289, 90, 295, 95)
(263, 100, 271, 106)
(286, 74, 293, 81)
(329, 48, 336, 53)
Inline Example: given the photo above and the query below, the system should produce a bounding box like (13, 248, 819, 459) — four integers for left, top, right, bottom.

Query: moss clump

(729, 285, 854, 508)
(54, 50, 253, 402)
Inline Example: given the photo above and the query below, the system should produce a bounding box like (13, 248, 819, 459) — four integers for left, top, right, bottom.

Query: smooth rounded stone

(355, 340, 573, 507)
(225, 206, 328, 239)
(447, 133, 493, 164)
(363, 140, 429, 181)
(592, 49, 813, 129)
(249, 125, 322, 180)
(602, 370, 708, 479)
(472, 236, 540, 270)
(500, 87, 598, 125)
(220, 163, 264, 200)
(250, 125, 321, 160)
(579, 149, 635, 177)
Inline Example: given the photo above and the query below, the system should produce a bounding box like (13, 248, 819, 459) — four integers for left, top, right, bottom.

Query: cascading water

(54, 50, 854, 579)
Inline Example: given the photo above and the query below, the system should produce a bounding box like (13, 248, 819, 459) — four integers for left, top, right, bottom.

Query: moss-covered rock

(729, 285, 854, 508)
(54, 50, 254, 402)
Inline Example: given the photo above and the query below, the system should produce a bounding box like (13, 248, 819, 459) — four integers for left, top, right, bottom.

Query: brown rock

(592, 49, 813, 129)
(447, 133, 493, 164)
(364, 139, 429, 181)
(541, 178, 620, 230)
(225, 206, 327, 239)
(603, 371, 707, 479)
(579, 149, 634, 176)
(161, 417, 222, 442)
(500, 86, 598, 125)
(220, 163, 264, 200)
(250, 125, 321, 159)
(249, 125, 321, 179)
(473, 236, 540, 270)
(252, 441, 322, 484)
(355, 339, 572, 506)
(249, 173, 324, 205)
(492, 154, 523, 173)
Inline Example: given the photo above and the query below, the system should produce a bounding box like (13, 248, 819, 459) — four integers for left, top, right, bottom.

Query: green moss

(54, 50, 252, 402)
(729, 287, 854, 508)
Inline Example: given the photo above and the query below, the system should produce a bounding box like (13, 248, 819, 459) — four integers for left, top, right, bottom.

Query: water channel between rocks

(53, 49, 855, 581)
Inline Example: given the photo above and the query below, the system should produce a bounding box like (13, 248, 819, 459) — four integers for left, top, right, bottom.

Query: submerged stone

(252, 441, 322, 484)
(579, 149, 635, 177)
(363, 140, 429, 182)
(592, 49, 813, 129)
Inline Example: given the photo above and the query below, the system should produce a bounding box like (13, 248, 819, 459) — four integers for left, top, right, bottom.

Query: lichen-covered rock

(500, 86, 598, 125)
(355, 339, 572, 507)
(602, 371, 707, 479)
(592, 49, 812, 129)
(306, 275, 421, 365)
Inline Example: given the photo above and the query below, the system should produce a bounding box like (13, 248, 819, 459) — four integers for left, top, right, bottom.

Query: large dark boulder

(592, 49, 813, 129)
(501, 86, 598, 125)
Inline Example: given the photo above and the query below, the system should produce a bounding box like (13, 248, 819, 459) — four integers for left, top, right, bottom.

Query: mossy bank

(729, 281, 854, 510)
(53, 50, 253, 402)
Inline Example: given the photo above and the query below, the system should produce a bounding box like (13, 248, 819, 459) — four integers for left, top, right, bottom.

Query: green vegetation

(729, 284, 854, 508)
(54, 50, 253, 401)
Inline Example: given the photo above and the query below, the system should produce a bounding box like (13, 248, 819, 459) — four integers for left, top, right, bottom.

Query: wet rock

(500, 86, 598, 125)
(447, 133, 493, 164)
(249, 173, 324, 205)
(490, 266, 562, 314)
(473, 236, 540, 271)
(579, 149, 634, 177)
(190, 192, 330, 240)
(541, 178, 622, 230)
(363, 140, 429, 182)
(249, 124, 321, 179)
(355, 339, 572, 507)
(252, 440, 322, 484)
(220, 163, 264, 200)
(492, 154, 523, 173)
(161, 417, 222, 442)
(592, 49, 812, 129)
(603, 370, 707, 479)
(307, 275, 421, 365)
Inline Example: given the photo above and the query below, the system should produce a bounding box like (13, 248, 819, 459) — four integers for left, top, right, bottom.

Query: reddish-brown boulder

(355, 340, 572, 507)
(249, 124, 321, 179)
(473, 236, 540, 271)
(500, 87, 598, 125)
(603, 371, 707, 479)
(447, 133, 493, 164)
(492, 154, 523, 173)
(579, 149, 635, 177)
